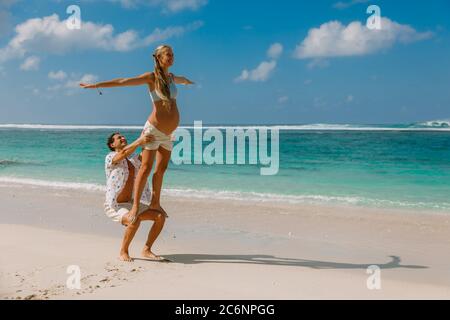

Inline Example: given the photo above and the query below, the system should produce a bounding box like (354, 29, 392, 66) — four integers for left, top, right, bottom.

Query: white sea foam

(2, 177, 447, 211)
(417, 119, 450, 128)
(0, 177, 105, 192)
(164, 187, 362, 204)
(164, 188, 450, 210)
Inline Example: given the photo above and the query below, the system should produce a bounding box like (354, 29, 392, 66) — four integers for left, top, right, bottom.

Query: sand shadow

(148, 254, 427, 270)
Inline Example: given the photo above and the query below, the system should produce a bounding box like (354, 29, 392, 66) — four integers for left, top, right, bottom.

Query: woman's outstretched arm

(80, 72, 152, 89)
(171, 73, 195, 85)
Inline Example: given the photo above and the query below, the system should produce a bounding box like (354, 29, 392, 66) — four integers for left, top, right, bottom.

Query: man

(105, 132, 169, 262)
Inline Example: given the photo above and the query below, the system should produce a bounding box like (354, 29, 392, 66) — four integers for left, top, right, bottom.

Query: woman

(81, 44, 195, 223)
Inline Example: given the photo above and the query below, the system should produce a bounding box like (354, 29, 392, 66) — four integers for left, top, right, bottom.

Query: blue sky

(0, 0, 449, 125)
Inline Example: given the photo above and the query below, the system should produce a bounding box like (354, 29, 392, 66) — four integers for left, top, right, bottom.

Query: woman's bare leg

(150, 146, 171, 215)
(128, 149, 157, 222)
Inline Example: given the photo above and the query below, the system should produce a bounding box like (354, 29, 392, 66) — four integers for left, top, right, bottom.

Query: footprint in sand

(12, 262, 147, 299)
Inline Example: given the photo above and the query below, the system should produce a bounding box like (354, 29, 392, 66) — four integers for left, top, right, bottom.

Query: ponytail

(153, 49, 172, 111)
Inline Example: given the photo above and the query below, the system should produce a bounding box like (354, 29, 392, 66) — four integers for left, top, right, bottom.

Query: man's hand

(138, 134, 155, 146)
(112, 134, 155, 165)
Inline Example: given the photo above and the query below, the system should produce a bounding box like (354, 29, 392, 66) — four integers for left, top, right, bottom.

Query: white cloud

(267, 43, 283, 59)
(0, 14, 203, 63)
(108, 0, 208, 13)
(346, 95, 354, 103)
(108, 0, 138, 8)
(66, 73, 98, 89)
(294, 17, 433, 59)
(142, 20, 203, 44)
(164, 0, 208, 13)
(48, 70, 67, 80)
(234, 60, 277, 83)
(333, 0, 369, 9)
(47, 73, 99, 96)
(20, 55, 40, 71)
(235, 42, 282, 83)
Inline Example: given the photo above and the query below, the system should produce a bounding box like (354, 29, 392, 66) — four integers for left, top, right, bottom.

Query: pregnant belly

(149, 101, 180, 135)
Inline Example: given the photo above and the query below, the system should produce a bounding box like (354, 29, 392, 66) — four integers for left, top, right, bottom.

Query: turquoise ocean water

(1, 121, 449, 212)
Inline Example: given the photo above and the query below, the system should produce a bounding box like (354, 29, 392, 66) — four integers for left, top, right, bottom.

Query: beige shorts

(142, 121, 174, 151)
(105, 202, 150, 224)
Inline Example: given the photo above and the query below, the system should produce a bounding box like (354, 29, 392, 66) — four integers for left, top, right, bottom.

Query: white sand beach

(1, 182, 449, 300)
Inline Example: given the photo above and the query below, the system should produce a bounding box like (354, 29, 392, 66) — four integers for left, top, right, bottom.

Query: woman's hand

(184, 78, 195, 85)
(79, 83, 97, 89)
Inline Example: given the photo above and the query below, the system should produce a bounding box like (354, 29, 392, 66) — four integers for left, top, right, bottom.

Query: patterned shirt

(104, 151, 151, 214)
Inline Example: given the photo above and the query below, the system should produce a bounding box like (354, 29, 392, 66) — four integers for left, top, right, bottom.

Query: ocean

(1, 121, 450, 212)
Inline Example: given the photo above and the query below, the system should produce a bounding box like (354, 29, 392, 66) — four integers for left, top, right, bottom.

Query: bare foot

(119, 251, 133, 262)
(142, 249, 167, 261)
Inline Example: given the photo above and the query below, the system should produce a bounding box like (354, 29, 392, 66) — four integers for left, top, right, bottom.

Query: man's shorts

(142, 121, 174, 151)
(105, 202, 150, 225)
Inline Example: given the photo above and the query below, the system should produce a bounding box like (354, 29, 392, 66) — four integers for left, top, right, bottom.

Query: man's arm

(112, 135, 154, 165)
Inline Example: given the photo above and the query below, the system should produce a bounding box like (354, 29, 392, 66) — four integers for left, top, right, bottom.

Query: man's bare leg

(128, 149, 157, 222)
(119, 218, 141, 262)
(139, 210, 166, 259)
(119, 209, 166, 262)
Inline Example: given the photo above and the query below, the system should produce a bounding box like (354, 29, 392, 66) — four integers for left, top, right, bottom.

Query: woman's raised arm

(80, 72, 152, 89)
(171, 73, 195, 85)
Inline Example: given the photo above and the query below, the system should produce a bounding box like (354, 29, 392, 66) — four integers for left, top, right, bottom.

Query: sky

(0, 0, 449, 125)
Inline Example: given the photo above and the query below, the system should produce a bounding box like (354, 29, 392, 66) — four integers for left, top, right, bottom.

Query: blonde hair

(152, 45, 173, 111)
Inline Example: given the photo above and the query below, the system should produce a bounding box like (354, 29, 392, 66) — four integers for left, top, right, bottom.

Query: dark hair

(107, 132, 120, 151)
